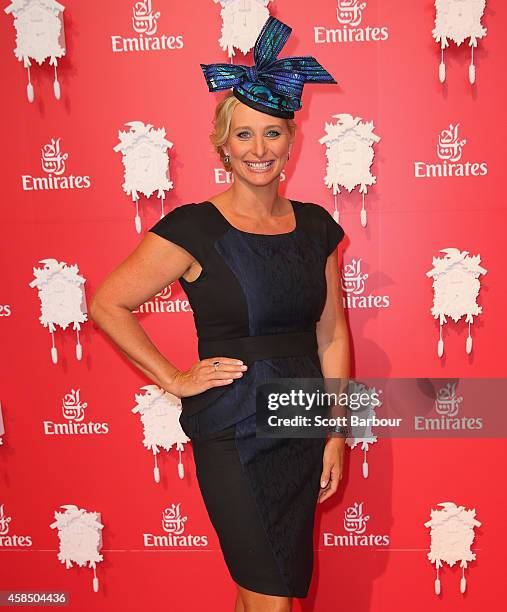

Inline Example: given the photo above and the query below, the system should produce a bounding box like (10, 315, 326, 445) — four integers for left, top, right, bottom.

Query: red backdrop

(1, 1, 506, 610)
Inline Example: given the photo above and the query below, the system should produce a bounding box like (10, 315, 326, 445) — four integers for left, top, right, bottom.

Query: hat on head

(200, 16, 337, 119)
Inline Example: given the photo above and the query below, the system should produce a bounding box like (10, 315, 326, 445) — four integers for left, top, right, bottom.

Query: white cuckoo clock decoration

(426, 248, 487, 357)
(113, 121, 174, 234)
(0, 402, 4, 446)
(319, 114, 380, 227)
(345, 383, 381, 479)
(50, 504, 104, 592)
(214, 0, 273, 58)
(28, 258, 87, 364)
(433, 0, 487, 84)
(132, 385, 190, 483)
(4, 0, 66, 102)
(424, 502, 481, 595)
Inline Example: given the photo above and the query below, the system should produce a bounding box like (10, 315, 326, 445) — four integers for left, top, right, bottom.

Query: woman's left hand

(317, 437, 345, 504)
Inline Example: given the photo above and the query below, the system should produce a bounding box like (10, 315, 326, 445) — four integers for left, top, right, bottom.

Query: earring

(224, 154, 230, 164)
(287, 151, 290, 160)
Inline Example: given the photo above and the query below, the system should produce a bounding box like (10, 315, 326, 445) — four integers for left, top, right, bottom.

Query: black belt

(180, 330, 318, 417)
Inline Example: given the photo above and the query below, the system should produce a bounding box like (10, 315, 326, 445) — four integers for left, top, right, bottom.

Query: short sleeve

(148, 204, 201, 262)
(317, 205, 345, 255)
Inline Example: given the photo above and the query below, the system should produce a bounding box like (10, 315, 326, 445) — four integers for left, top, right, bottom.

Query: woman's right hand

(171, 357, 248, 398)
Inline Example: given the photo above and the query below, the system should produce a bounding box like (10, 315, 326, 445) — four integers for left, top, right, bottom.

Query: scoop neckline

(204, 199, 298, 237)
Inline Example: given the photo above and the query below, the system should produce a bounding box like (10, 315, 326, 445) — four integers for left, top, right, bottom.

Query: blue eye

(236, 130, 281, 138)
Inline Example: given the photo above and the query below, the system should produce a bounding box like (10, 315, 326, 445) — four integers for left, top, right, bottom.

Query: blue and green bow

(200, 16, 337, 118)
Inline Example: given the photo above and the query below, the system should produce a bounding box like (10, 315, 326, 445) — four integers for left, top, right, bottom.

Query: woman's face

(223, 102, 294, 184)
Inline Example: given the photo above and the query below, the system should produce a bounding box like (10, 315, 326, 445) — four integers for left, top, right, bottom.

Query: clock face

(22, 6, 53, 57)
(328, 136, 373, 190)
(442, 269, 467, 305)
(26, 7, 50, 41)
(234, 0, 254, 28)
(46, 280, 67, 316)
(434, 267, 480, 320)
(63, 525, 96, 560)
(126, 143, 168, 193)
(134, 144, 154, 175)
(44, 278, 82, 326)
(222, 3, 270, 55)
(336, 136, 366, 182)
(447, 0, 473, 25)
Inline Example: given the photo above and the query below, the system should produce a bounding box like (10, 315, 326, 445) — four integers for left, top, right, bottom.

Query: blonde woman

(90, 16, 349, 612)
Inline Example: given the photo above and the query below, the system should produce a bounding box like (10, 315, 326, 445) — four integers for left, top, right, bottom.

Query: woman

(90, 16, 350, 612)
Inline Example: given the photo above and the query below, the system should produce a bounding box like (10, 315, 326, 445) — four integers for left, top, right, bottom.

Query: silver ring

(212, 360, 221, 370)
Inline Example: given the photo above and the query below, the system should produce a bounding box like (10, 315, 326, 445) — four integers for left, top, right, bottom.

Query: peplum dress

(148, 199, 344, 598)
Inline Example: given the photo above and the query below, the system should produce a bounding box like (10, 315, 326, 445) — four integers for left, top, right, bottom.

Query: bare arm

(89, 233, 245, 396)
(316, 247, 350, 503)
(316, 249, 350, 388)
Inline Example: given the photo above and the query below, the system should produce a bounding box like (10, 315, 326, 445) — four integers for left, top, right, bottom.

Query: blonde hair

(209, 92, 297, 170)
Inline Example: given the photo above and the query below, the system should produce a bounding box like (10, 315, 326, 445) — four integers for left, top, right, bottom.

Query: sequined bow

(200, 16, 336, 112)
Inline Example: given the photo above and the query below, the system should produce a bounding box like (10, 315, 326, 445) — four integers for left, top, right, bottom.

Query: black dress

(148, 200, 344, 598)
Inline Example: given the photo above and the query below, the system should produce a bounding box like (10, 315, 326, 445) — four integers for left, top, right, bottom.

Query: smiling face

(222, 102, 295, 185)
